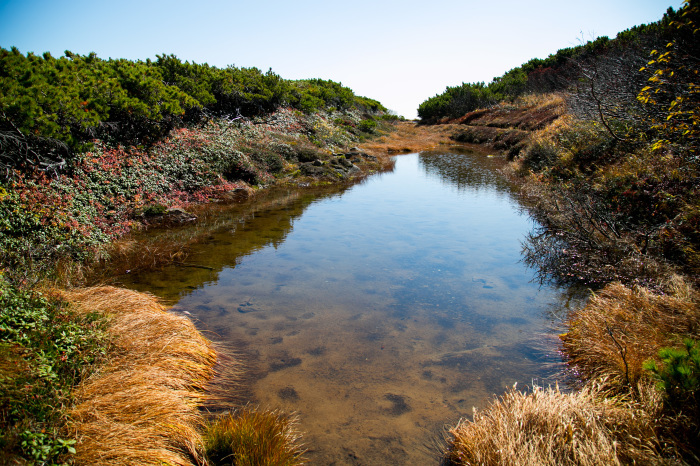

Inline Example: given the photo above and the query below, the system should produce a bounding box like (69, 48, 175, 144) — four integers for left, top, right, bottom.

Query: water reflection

(118, 184, 358, 301)
(418, 148, 516, 195)
(118, 150, 571, 465)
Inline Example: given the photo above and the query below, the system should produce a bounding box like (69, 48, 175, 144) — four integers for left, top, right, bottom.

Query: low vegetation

(439, 1, 700, 463)
(60, 286, 217, 465)
(3, 0, 698, 463)
(0, 278, 108, 464)
(417, 5, 680, 123)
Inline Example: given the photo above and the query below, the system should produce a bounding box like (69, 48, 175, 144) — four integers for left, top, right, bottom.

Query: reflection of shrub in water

(522, 181, 672, 291)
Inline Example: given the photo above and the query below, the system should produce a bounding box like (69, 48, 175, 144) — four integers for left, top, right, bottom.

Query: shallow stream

(120, 149, 572, 464)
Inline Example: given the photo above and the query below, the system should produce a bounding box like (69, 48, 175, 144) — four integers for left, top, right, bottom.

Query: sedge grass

(561, 275, 700, 394)
(443, 383, 662, 465)
(204, 406, 306, 466)
(59, 286, 218, 466)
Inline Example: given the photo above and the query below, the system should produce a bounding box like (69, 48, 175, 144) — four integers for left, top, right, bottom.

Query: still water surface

(122, 149, 569, 464)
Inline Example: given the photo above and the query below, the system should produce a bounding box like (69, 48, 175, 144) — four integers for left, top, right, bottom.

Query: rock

(164, 208, 197, 223)
(140, 206, 197, 226)
(335, 156, 353, 168)
(342, 148, 377, 161)
(222, 187, 251, 202)
(300, 163, 326, 176)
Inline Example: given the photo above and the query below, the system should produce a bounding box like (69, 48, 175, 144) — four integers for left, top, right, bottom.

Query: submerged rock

(140, 206, 197, 226)
(163, 208, 197, 224)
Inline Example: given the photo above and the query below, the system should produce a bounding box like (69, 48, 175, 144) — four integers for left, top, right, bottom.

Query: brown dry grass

(444, 383, 662, 465)
(358, 121, 465, 157)
(452, 93, 566, 131)
(58, 286, 219, 466)
(204, 406, 306, 466)
(561, 276, 700, 393)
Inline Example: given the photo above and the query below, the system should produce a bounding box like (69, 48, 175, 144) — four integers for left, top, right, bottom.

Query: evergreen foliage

(645, 339, 700, 411)
(0, 49, 386, 176)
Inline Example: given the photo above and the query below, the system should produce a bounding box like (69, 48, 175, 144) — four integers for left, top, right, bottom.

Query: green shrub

(644, 338, 700, 412)
(250, 149, 285, 174)
(358, 118, 377, 133)
(643, 338, 700, 460)
(1, 48, 389, 178)
(138, 204, 168, 217)
(294, 147, 323, 163)
(520, 139, 559, 172)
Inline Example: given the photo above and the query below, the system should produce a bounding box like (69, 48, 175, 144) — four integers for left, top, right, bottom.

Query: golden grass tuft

(444, 384, 662, 465)
(358, 121, 462, 156)
(561, 276, 700, 393)
(513, 92, 567, 110)
(204, 406, 306, 466)
(59, 286, 218, 466)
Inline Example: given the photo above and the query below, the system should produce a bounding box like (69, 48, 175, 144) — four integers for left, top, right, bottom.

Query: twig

(174, 262, 214, 271)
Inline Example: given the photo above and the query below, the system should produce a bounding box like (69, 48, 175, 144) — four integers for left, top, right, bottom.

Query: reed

(443, 383, 662, 465)
(60, 286, 218, 466)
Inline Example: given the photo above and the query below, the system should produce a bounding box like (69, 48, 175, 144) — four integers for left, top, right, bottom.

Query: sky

(0, 0, 685, 119)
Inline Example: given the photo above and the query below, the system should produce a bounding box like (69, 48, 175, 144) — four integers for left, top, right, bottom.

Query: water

(120, 149, 569, 464)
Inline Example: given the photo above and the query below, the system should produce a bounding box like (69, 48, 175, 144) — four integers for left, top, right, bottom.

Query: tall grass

(443, 383, 662, 465)
(60, 286, 218, 465)
(204, 406, 306, 466)
(561, 275, 700, 394)
(559, 276, 700, 461)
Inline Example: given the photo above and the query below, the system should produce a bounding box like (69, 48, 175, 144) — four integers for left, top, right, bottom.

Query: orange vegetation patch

(445, 384, 662, 465)
(452, 93, 566, 130)
(58, 286, 220, 466)
(358, 121, 465, 156)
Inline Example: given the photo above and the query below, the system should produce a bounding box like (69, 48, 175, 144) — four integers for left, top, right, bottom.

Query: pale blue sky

(0, 0, 684, 118)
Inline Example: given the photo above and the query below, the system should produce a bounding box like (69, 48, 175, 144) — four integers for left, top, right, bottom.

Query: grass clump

(560, 276, 700, 461)
(561, 276, 700, 393)
(60, 286, 218, 465)
(443, 384, 661, 465)
(204, 406, 306, 466)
